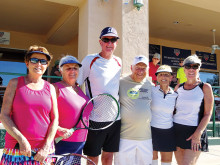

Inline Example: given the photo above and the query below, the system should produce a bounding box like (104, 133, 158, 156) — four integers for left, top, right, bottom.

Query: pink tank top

(55, 82, 92, 142)
(5, 76, 53, 149)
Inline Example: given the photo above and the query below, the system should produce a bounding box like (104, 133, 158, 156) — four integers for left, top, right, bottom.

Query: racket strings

(82, 95, 119, 129)
(91, 95, 119, 120)
(55, 155, 81, 165)
(54, 155, 94, 165)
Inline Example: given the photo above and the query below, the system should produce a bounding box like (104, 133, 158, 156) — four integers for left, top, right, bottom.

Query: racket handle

(55, 136, 63, 143)
(55, 128, 76, 144)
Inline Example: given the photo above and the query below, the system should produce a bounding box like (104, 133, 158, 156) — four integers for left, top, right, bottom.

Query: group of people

(0, 26, 214, 165)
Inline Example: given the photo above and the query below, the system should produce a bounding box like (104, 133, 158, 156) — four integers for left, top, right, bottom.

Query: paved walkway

(170, 145, 220, 165)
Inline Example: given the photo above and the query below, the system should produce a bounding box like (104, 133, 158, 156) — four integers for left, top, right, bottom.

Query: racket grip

(55, 136, 63, 144)
(55, 128, 76, 144)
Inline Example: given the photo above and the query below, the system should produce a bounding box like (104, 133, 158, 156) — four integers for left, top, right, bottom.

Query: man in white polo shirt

(114, 55, 154, 165)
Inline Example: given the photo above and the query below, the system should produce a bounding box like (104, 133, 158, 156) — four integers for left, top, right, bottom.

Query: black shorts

(83, 120, 121, 157)
(173, 122, 208, 152)
(151, 126, 176, 152)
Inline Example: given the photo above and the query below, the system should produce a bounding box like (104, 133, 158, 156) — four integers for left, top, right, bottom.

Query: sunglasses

(101, 38, 118, 43)
(29, 58, 48, 65)
(184, 65, 199, 70)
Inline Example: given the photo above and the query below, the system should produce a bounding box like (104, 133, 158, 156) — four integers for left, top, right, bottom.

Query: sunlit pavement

(170, 145, 220, 165)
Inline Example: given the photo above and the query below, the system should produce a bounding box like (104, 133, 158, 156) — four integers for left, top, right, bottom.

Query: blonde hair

(25, 45, 52, 63)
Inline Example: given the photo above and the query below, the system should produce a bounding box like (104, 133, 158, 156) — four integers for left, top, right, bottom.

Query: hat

(183, 54, 202, 66)
(132, 55, 149, 66)
(27, 51, 52, 60)
(99, 27, 119, 39)
(59, 55, 82, 68)
(155, 65, 172, 76)
(153, 53, 160, 60)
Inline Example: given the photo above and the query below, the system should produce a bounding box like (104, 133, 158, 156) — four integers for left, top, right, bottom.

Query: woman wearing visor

(174, 54, 213, 165)
(151, 65, 178, 165)
(0, 45, 58, 165)
(53, 55, 92, 155)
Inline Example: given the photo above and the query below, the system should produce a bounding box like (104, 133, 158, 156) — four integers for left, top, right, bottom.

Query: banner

(0, 32, 10, 45)
(162, 46, 191, 67)
(196, 51, 217, 70)
(149, 44, 160, 62)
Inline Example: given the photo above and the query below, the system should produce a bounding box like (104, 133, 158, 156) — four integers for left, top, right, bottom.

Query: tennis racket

(14, 143, 96, 165)
(55, 93, 120, 143)
(47, 153, 96, 165)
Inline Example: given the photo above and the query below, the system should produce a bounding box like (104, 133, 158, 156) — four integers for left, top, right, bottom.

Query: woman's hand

(57, 127, 73, 139)
(34, 145, 50, 163)
(19, 139, 32, 157)
(186, 131, 201, 152)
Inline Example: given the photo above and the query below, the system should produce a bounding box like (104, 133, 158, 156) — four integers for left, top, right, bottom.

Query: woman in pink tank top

(0, 45, 59, 165)
(53, 55, 92, 155)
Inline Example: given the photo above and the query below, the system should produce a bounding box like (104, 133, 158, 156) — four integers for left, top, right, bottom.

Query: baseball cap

(59, 55, 82, 68)
(153, 53, 160, 60)
(155, 65, 172, 76)
(183, 54, 202, 66)
(99, 27, 119, 39)
(132, 55, 149, 66)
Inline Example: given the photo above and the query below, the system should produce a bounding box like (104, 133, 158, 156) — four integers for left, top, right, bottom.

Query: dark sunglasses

(184, 65, 199, 70)
(101, 38, 118, 43)
(29, 58, 48, 65)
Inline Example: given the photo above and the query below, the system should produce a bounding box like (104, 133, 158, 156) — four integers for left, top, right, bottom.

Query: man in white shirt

(77, 27, 121, 165)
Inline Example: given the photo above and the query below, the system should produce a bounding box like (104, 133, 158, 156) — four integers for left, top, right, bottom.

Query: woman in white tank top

(173, 55, 214, 165)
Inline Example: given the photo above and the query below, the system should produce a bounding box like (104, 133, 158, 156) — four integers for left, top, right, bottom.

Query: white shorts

(114, 138, 153, 165)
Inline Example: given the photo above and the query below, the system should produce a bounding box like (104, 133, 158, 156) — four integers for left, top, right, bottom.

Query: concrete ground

(170, 145, 220, 165)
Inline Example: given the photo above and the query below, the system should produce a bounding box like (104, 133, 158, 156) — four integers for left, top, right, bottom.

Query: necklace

(25, 76, 44, 90)
(62, 81, 78, 94)
(185, 80, 200, 86)
(25, 76, 42, 84)
(184, 80, 200, 90)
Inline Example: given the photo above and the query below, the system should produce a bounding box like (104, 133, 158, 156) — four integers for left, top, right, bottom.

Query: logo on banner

(203, 54, 209, 61)
(174, 49, 180, 56)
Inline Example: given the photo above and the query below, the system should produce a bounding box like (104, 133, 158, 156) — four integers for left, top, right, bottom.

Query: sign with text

(0, 32, 10, 45)
(196, 51, 217, 70)
(162, 46, 191, 67)
(149, 44, 160, 62)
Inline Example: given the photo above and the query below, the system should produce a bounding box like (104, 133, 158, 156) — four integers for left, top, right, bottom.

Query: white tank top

(174, 83, 204, 126)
